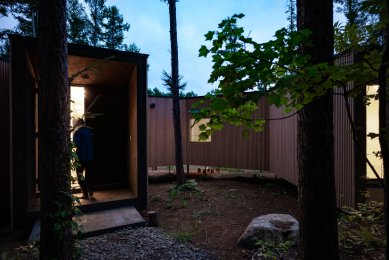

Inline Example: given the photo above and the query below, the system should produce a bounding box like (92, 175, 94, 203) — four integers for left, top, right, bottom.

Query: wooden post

(148, 211, 159, 227)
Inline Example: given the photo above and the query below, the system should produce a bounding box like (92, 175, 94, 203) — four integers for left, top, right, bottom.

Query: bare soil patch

(147, 179, 298, 259)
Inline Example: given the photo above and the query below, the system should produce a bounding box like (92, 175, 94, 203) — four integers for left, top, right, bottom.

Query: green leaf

(204, 31, 214, 41)
(199, 124, 207, 131)
(199, 45, 209, 57)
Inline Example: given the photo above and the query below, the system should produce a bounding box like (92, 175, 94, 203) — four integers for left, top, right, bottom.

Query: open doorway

(68, 85, 134, 204)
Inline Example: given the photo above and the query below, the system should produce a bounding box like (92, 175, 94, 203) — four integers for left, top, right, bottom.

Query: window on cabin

(189, 118, 211, 142)
(366, 85, 383, 179)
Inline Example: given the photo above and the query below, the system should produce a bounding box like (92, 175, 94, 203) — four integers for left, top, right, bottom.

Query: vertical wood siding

(333, 82, 355, 207)
(185, 98, 268, 170)
(334, 51, 356, 207)
(147, 97, 188, 167)
(0, 59, 10, 224)
(267, 106, 298, 185)
(147, 97, 269, 170)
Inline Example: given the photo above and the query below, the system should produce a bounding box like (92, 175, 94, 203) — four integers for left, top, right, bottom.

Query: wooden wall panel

(147, 97, 175, 166)
(333, 83, 355, 207)
(0, 59, 10, 225)
(334, 52, 356, 207)
(268, 106, 298, 185)
(184, 98, 268, 170)
(147, 97, 269, 170)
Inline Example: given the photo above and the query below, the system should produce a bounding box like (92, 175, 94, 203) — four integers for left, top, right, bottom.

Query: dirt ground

(0, 178, 298, 259)
(147, 178, 299, 259)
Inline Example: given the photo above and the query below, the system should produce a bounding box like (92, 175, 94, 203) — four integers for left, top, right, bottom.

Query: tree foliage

(102, 5, 130, 50)
(148, 70, 197, 98)
(0, 0, 139, 57)
(194, 13, 378, 138)
(147, 87, 197, 98)
(334, 0, 383, 52)
(85, 0, 105, 46)
(0, 1, 37, 58)
(67, 0, 89, 45)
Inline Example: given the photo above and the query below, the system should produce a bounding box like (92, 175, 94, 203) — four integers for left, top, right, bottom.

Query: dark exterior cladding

(0, 58, 10, 226)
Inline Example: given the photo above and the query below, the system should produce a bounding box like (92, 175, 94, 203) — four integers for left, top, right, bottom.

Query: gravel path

(79, 227, 215, 260)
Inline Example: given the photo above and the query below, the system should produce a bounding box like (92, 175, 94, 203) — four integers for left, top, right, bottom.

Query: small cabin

(7, 35, 148, 228)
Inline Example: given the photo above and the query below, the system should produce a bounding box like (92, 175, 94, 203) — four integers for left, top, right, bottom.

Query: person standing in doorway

(74, 118, 95, 200)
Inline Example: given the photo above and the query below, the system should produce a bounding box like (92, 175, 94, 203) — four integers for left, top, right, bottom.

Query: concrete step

(29, 206, 146, 242)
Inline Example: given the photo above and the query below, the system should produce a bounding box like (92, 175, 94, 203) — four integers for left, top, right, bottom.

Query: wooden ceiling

(68, 55, 135, 87)
(28, 53, 136, 87)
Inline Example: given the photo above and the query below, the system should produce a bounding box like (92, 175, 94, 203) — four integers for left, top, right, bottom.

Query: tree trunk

(38, 0, 73, 259)
(297, 0, 339, 259)
(378, 1, 389, 257)
(168, 0, 186, 185)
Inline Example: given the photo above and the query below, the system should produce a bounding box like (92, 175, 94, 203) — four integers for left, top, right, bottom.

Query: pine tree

(85, 0, 106, 47)
(67, 0, 90, 45)
(165, 0, 186, 185)
(297, 0, 339, 258)
(102, 5, 130, 50)
(38, 0, 73, 258)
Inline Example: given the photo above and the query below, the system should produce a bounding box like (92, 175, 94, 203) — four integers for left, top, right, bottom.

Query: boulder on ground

(237, 214, 299, 249)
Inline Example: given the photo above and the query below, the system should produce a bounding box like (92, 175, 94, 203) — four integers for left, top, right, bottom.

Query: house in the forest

(0, 35, 148, 230)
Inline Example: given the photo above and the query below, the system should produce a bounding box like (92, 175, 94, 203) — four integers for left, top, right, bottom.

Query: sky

(1, 1, 345, 95)
(107, 0, 292, 95)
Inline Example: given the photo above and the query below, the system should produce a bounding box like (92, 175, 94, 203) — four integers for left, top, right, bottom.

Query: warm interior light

(70, 86, 85, 187)
(190, 118, 211, 142)
(366, 85, 383, 179)
(71, 86, 85, 126)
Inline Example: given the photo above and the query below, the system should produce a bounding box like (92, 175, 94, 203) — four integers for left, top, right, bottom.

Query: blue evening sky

(109, 0, 292, 95)
(1, 1, 345, 95)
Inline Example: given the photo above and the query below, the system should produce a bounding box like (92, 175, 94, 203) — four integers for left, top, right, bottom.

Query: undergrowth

(165, 180, 204, 209)
(338, 200, 385, 259)
(250, 240, 295, 260)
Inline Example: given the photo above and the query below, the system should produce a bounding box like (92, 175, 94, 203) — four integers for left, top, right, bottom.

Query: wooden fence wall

(147, 93, 358, 207)
(147, 97, 269, 171)
(267, 107, 298, 185)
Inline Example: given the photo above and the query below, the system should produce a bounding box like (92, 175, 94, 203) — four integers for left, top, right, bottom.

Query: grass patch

(252, 240, 294, 259)
(192, 209, 216, 219)
(165, 180, 204, 209)
(167, 224, 199, 243)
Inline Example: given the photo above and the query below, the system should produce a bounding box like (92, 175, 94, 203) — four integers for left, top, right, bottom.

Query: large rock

(237, 214, 299, 249)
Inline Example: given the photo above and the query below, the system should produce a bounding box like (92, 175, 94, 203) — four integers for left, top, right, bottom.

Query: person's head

(75, 118, 85, 127)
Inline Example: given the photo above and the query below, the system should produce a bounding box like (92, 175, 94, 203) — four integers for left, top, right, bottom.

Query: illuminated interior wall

(366, 85, 383, 179)
(70, 86, 85, 126)
(70, 86, 85, 181)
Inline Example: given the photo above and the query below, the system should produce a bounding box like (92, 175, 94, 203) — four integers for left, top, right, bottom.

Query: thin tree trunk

(378, 1, 389, 256)
(38, 0, 73, 259)
(168, 0, 186, 185)
(297, 0, 339, 259)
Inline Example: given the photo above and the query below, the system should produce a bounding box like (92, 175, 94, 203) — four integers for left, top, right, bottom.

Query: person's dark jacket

(74, 126, 94, 162)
